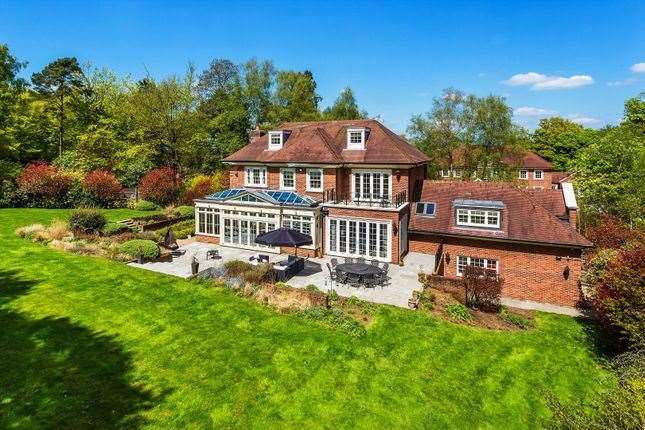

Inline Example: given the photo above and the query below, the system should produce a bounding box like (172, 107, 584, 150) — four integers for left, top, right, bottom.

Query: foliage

(581, 248, 619, 299)
(16, 162, 73, 208)
(297, 307, 366, 337)
(530, 117, 594, 171)
(499, 307, 534, 329)
(68, 208, 107, 233)
(138, 167, 182, 206)
(82, 170, 123, 207)
(322, 87, 367, 120)
(444, 303, 472, 322)
(573, 99, 645, 226)
(592, 243, 645, 348)
(174, 205, 194, 218)
(127, 199, 158, 211)
(102, 222, 133, 236)
(224, 260, 254, 277)
(15, 223, 45, 239)
(548, 349, 644, 430)
(182, 173, 226, 203)
(268, 70, 321, 124)
(584, 215, 642, 249)
(461, 265, 503, 311)
(118, 239, 160, 260)
(418, 289, 436, 310)
(305, 284, 320, 293)
(242, 263, 276, 285)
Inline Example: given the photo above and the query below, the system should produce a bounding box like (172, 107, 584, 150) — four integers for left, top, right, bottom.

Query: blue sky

(2, 0, 643, 132)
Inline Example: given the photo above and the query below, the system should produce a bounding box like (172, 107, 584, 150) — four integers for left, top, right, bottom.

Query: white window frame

(279, 168, 295, 190)
(518, 169, 528, 180)
(244, 166, 267, 188)
(195, 206, 220, 236)
(456, 256, 499, 276)
(456, 208, 501, 228)
(441, 169, 451, 178)
(346, 128, 366, 150)
(533, 170, 544, 180)
(325, 217, 391, 262)
(268, 131, 283, 150)
(306, 168, 323, 192)
(453, 169, 463, 178)
(415, 202, 436, 217)
(351, 169, 392, 202)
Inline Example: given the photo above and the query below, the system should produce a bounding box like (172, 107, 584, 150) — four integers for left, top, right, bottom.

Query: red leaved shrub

(592, 243, 645, 348)
(461, 266, 504, 312)
(83, 170, 123, 208)
(16, 162, 73, 207)
(585, 215, 639, 250)
(139, 167, 182, 206)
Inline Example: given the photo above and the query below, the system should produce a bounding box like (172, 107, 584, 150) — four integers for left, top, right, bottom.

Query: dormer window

(456, 208, 500, 228)
(347, 128, 366, 150)
(268, 131, 284, 150)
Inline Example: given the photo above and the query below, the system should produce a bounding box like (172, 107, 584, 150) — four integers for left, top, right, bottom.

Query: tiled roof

(409, 181, 592, 247)
(551, 171, 572, 184)
(447, 147, 554, 170)
(223, 119, 429, 165)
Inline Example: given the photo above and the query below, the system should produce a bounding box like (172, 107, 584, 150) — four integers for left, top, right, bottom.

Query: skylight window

(416, 202, 436, 217)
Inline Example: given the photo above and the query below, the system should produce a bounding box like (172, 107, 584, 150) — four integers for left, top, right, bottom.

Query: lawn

(0, 208, 613, 429)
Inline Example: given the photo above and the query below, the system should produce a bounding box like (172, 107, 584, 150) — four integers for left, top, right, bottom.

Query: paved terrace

(129, 240, 434, 307)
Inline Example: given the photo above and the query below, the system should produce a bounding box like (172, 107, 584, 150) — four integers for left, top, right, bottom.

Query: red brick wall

(520, 169, 553, 189)
(324, 207, 403, 264)
(409, 233, 584, 307)
(195, 235, 220, 245)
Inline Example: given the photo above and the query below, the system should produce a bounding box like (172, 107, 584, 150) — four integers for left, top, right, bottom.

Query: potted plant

(191, 256, 199, 275)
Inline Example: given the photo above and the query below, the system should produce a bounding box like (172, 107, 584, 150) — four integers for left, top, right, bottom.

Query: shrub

(585, 215, 641, 250)
(119, 239, 160, 261)
(462, 266, 503, 312)
(174, 205, 194, 218)
(83, 170, 123, 208)
(592, 243, 645, 348)
(139, 167, 182, 206)
(224, 260, 254, 277)
(444, 303, 472, 322)
(68, 208, 107, 233)
(47, 219, 70, 241)
(15, 224, 45, 239)
(182, 175, 215, 203)
(499, 307, 533, 329)
(418, 289, 436, 310)
(16, 162, 73, 208)
(298, 307, 366, 337)
(243, 263, 276, 285)
(305, 284, 321, 293)
(103, 222, 133, 236)
(128, 199, 158, 211)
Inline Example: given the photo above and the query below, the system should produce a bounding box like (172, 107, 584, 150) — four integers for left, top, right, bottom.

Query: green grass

(0, 208, 614, 429)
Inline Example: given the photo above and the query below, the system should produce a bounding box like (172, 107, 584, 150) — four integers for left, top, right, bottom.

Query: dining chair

(356, 256, 366, 265)
(363, 276, 378, 288)
(330, 258, 339, 268)
(346, 273, 361, 287)
(326, 263, 337, 282)
(370, 259, 380, 266)
(344, 256, 354, 264)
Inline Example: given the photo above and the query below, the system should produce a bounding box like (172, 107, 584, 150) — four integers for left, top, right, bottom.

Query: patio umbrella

(254, 227, 312, 256)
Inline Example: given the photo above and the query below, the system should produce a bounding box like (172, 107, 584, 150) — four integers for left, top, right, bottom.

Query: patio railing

(322, 189, 407, 209)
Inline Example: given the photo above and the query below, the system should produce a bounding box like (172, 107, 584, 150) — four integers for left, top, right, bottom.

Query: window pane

(329, 220, 337, 252)
(379, 224, 388, 258)
(457, 256, 468, 274)
(198, 213, 206, 233)
(470, 210, 486, 224)
(424, 203, 435, 215)
(214, 214, 220, 234)
(339, 220, 347, 253)
(372, 173, 381, 199)
(369, 223, 377, 257)
(354, 174, 361, 199)
(224, 219, 231, 243)
(383, 175, 389, 199)
(349, 221, 356, 253)
(457, 209, 469, 223)
(416, 203, 424, 214)
(358, 222, 367, 255)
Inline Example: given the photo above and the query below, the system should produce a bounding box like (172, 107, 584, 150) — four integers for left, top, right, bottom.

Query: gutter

(407, 228, 593, 249)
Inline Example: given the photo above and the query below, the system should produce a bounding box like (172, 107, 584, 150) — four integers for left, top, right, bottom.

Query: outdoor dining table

(335, 262, 382, 282)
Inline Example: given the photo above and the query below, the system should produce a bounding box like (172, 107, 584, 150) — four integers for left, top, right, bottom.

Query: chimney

(561, 182, 579, 230)
(248, 126, 262, 140)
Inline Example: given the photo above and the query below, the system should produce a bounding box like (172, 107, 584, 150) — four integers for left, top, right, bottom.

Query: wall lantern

(445, 252, 451, 265)
(395, 170, 401, 181)
(563, 265, 570, 280)
(392, 221, 398, 235)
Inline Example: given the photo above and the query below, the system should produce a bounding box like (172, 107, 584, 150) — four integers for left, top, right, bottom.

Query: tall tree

(31, 57, 85, 157)
(407, 88, 468, 178)
(530, 117, 594, 171)
(242, 59, 274, 127)
(322, 87, 366, 120)
(268, 70, 321, 124)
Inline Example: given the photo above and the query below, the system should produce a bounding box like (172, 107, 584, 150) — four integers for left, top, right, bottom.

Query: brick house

(194, 120, 427, 264)
(193, 120, 591, 307)
(439, 147, 569, 190)
(408, 181, 592, 307)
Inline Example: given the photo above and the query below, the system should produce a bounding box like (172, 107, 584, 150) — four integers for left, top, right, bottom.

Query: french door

(222, 218, 278, 251)
(326, 218, 391, 262)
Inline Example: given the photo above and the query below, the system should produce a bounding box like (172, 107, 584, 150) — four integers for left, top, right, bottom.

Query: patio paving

(128, 240, 430, 308)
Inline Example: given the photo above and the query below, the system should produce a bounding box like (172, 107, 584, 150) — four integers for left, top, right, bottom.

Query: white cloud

(607, 77, 638, 86)
(477, 72, 486, 78)
(569, 116, 600, 125)
(630, 62, 645, 73)
(504, 72, 594, 90)
(514, 106, 557, 117)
